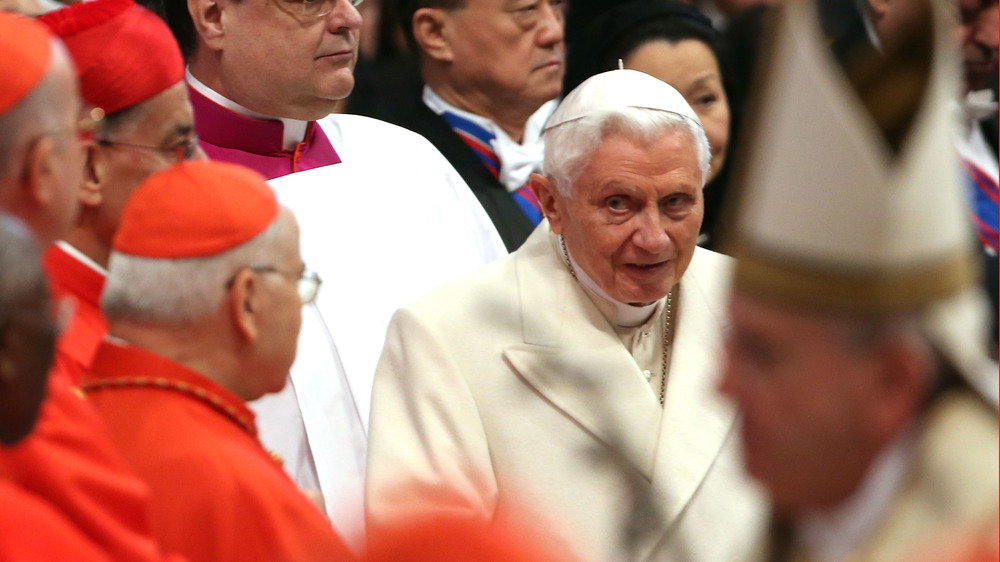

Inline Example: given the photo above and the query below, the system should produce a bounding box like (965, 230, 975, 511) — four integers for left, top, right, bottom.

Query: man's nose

(326, 0, 362, 32)
(631, 208, 671, 253)
(536, 1, 565, 47)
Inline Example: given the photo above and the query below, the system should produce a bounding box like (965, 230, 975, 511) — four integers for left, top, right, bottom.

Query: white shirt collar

(794, 426, 917, 562)
(563, 237, 658, 327)
(55, 241, 107, 276)
(422, 85, 556, 193)
(186, 68, 309, 151)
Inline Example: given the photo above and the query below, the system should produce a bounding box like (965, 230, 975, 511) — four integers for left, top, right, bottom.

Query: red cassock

(83, 341, 355, 562)
(0, 476, 110, 561)
(43, 244, 109, 386)
(0, 357, 174, 562)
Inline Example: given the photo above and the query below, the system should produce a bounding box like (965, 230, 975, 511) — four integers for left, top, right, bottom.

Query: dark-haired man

(384, 0, 567, 251)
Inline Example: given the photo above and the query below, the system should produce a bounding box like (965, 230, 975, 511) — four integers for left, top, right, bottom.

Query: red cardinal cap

(39, 0, 184, 115)
(114, 161, 279, 259)
(0, 12, 53, 116)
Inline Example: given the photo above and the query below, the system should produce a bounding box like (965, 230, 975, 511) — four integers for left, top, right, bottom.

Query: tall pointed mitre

(724, 0, 998, 401)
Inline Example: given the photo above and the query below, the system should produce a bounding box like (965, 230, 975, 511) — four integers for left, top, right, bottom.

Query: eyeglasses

(95, 135, 200, 162)
(248, 265, 323, 304)
(268, 0, 363, 21)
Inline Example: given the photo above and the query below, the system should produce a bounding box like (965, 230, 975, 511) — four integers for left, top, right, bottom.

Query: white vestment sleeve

(365, 305, 498, 533)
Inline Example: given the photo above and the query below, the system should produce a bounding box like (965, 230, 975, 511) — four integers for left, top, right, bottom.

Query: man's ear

(412, 7, 453, 62)
(24, 136, 58, 208)
(229, 269, 259, 343)
(530, 173, 564, 234)
(79, 144, 102, 208)
(864, 333, 932, 442)
(189, 0, 225, 51)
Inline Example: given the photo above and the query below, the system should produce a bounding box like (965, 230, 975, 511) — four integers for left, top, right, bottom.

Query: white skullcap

(544, 69, 701, 131)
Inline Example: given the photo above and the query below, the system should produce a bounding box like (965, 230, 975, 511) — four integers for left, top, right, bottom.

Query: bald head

(0, 40, 87, 246)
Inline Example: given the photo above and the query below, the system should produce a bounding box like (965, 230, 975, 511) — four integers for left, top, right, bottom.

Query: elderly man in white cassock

(366, 69, 766, 561)
(718, 1, 999, 560)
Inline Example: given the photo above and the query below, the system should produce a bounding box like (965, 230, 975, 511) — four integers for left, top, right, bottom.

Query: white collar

(562, 237, 658, 327)
(186, 68, 310, 151)
(55, 241, 107, 276)
(794, 426, 917, 562)
(423, 85, 556, 193)
(963, 88, 1000, 125)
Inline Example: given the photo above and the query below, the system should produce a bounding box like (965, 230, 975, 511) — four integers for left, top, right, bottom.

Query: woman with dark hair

(565, 0, 736, 248)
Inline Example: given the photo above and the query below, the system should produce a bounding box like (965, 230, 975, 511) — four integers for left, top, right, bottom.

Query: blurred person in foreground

(84, 160, 354, 562)
(718, 2, 999, 560)
(388, 0, 568, 250)
(565, 0, 735, 249)
(161, 0, 506, 542)
(0, 12, 178, 562)
(366, 69, 765, 561)
(0, 215, 109, 561)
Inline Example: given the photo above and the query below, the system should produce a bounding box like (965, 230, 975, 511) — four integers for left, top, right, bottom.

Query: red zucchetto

(39, 0, 184, 115)
(0, 12, 53, 116)
(113, 161, 279, 259)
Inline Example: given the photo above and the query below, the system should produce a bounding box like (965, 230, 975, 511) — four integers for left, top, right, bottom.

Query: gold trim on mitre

(730, 243, 977, 314)
(721, 0, 977, 313)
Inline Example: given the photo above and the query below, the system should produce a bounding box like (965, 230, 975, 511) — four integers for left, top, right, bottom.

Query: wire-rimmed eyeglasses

(95, 135, 200, 162)
(246, 265, 323, 305)
(268, 0, 364, 21)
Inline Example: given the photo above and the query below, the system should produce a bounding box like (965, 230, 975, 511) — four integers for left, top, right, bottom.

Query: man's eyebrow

(690, 73, 721, 88)
(172, 124, 195, 137)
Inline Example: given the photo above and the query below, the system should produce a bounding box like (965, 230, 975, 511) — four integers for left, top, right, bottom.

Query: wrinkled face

(93, 82, 202, 252)
(626, 40, 730, 182)
(548, 132, 703, 304)
(443, 0, 566, 113)
(0, 284, 56, 446)
(718, 292, 884, 514)
(217, 0, 362, 119)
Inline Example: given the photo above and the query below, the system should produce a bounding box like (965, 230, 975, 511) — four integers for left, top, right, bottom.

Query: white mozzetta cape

(367, 224, 765, 561)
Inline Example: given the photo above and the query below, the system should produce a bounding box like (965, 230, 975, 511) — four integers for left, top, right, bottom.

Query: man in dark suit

(384, 0, 567, 250)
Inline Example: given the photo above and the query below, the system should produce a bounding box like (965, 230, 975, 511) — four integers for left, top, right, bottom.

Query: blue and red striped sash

(963, 158, 999, 252)
(440, 111, 543, 225)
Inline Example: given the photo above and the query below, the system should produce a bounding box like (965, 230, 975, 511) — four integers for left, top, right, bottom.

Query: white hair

(102, 211, 293, 325)
(542, 107, 711, 197)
